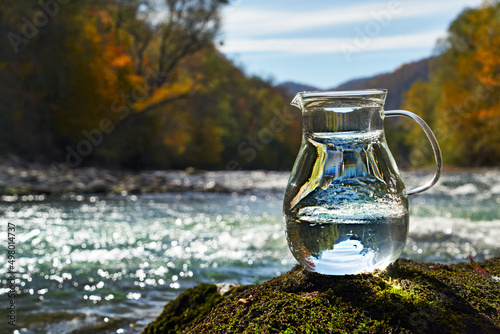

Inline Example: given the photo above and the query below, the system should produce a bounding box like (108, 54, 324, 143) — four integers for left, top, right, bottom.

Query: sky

(216, 0, 485, 89)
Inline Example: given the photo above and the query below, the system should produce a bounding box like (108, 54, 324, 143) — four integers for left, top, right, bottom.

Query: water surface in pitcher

(286, 214, 408, 275)
(285, 128, 409, 274)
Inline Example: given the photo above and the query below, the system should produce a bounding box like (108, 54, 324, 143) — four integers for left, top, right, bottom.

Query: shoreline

(0, 164, 234, 196)
(1, 157, 499, 197)
(0, 161, 289, 197)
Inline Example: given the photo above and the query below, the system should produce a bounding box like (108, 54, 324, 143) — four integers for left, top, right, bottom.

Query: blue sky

(217, 0, 484, 89)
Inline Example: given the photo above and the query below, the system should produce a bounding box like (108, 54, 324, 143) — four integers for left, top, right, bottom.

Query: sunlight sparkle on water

(0, 171, 499, 332)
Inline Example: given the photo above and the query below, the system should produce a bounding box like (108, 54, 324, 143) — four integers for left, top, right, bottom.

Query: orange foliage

(403, 0, 500, 166)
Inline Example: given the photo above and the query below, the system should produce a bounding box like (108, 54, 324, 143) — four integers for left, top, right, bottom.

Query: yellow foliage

(109, 52, 134, 68)
(134, 76, 194, 112)
(127, 73, 145, 88)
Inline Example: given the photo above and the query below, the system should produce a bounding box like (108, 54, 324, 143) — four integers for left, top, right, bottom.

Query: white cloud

(217, 0, 483, 87)
(221, 0, 482, 38)
(218, 30, 445, 54)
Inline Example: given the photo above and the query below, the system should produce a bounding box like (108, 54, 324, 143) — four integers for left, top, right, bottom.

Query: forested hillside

(0, 0, 301, 170)
(402, 1, 500, 167)
(333, 58, 431, 110)
(278, 57, 431, 111)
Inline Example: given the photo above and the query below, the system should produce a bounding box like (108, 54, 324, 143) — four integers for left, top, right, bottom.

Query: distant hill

(276, 81, 320, 96)
(332, 77, 372, 91)
(278, 57, 432, 110)
(332, 57, 432, 110)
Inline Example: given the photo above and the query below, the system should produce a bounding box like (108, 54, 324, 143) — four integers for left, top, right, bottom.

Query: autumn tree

(107, 0, 228, 116)
(0, 0, 228, 165)
(0, 1, 141, 164)
(0, 0, 303, 170)
(402, 0, 500, 166)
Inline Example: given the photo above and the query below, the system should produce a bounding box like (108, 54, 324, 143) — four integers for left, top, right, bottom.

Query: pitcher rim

(291, 89, 387, 109)
(296, 89, 387, 99)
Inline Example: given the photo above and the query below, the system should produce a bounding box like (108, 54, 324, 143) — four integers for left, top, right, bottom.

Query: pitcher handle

(385, 110, 443, 196)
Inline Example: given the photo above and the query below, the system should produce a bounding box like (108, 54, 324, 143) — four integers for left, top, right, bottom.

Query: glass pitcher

(283, 89, 442, 275)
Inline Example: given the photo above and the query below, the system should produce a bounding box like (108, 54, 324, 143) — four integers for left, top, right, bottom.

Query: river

(0, 169, 499, 333)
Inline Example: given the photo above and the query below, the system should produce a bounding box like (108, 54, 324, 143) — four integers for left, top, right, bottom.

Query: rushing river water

(1, 170, 499, 333)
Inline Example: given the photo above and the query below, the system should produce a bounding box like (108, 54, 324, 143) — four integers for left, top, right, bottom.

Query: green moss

(142, 283, 224, 334)
(143, 257, 500, 333)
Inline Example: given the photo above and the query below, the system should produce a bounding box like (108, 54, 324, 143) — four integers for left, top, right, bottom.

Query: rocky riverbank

(143, 257, 500, 333)
(0, 159, 288, 197)
(0, 163, 224, 195)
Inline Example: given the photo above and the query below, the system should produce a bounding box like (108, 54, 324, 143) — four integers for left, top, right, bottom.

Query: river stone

(86, 180, 112, 193)
(143, 257, 500, 334)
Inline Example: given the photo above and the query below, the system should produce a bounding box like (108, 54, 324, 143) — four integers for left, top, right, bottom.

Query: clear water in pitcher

(285, 128, 409, 275)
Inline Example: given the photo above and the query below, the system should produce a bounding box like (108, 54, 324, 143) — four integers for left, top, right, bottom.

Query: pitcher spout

(290, 92, 304, 110)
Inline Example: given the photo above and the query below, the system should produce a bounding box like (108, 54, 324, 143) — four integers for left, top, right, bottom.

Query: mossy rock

(143, 257, 500, 333)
